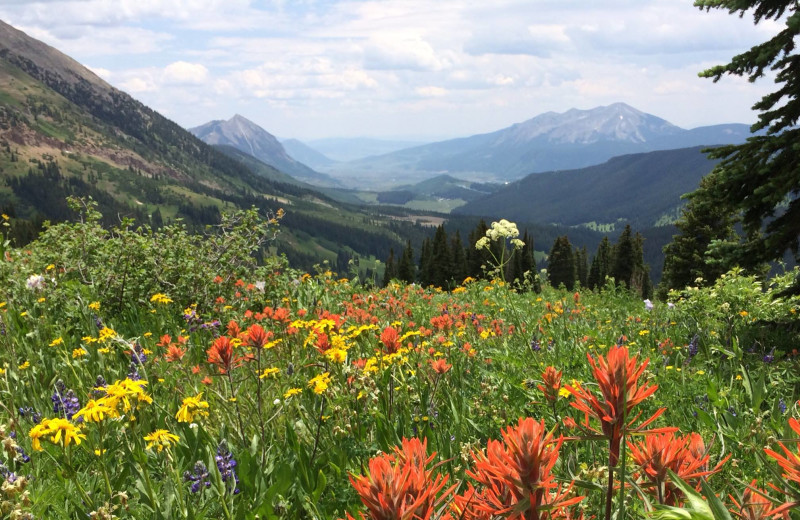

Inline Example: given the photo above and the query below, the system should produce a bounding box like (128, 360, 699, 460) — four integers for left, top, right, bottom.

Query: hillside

(326, 104, 752, 188)
(453, 146, 719, 231)
(0, 20, 421, 273)
(281, 138, 338, 170)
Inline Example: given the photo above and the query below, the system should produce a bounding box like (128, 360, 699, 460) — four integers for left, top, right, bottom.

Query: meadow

(1, 201, 799, 519)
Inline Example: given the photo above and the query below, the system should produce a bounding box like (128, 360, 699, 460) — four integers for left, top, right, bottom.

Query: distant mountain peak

(502, 102, 682, 145)
(189, 117, 341, 187)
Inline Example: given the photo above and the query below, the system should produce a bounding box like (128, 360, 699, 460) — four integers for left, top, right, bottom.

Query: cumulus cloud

(162, 61, 209, 86)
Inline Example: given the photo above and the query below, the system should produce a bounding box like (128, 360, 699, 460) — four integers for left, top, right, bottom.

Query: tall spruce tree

(661, 175, 738, 293)
(548, 235, 576, 290)
(383, 248, 398, 286)
(450, 231, 468, 285)
(398, 240, 416, 284)
(575, 246, 589, 288)
(588, 236, 613, 290)
(611, 225, 637, 288)
(683, 1, 800, 293)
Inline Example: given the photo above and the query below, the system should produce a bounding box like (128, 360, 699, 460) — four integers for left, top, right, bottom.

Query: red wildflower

(467, 417, 584, 519)
(226, 320, 241, 338)
(563, 345, 671, 467)
(380, 326, 401, 354)
(627, 431, 728, 505)
(763, 417, 800, 512)
(157, 334, 172, 347)
(729, 480, 791, 520)
(206, 336, 243, 373)
(537, 366, 562, 403)
(245, 323, 272, 349)
(348, 437, 454, 520)
(165, 344, 186, 362)
(201, 376, 213, 385)
(431, 358, 452, 375)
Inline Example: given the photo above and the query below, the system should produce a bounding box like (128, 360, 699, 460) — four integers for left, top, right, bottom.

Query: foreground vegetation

(0, 205, 799, 520)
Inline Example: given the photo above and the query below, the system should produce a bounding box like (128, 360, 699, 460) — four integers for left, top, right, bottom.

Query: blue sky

(0, 0, 781, 141)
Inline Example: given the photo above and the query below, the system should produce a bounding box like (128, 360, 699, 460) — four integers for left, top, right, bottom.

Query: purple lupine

(779, 398, 787, 414)
(131, 342, 147, 364)
(215, 441, 240, 495)
(52, 380, 80, 421)
(184, 461, 211, 494)
(127, 363, 141, 381)
(529, 337, 541, 352)
(92, 375, 108, 398)
(687, 334, 699, 358)
(763, 348, 775, 364)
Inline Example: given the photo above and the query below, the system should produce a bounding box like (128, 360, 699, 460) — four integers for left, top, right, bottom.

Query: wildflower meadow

(1, 202, 799, 519)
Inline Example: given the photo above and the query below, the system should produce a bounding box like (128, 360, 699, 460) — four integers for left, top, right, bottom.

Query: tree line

(382, 220, 652, 297)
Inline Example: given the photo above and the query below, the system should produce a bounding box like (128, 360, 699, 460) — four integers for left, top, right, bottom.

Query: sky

(0, 0, 783, 141)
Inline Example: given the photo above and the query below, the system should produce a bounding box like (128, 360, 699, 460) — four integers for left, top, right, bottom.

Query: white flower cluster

(26, 274, 46, 291)
(475, 219, 525, 251)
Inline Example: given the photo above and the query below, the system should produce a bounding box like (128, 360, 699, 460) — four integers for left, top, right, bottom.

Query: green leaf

(699, 479, 734, 520)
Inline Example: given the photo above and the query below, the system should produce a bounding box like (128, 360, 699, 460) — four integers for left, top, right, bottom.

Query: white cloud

(415, 86, 447, 97)
(162, 61, 209, 86)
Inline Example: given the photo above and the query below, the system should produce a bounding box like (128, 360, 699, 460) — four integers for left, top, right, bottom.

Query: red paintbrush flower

(538, 366, 563, 403)
(763, 418, 800, 514)
(245, 323, 272, 349)
(627, 431, 728, 506)
(729, 480, 791, 520)
(467, 417, 584, 520)
(347, 437, 454, 520)
(380, 326, 401, 354)
(431, 358, 452, 375)
(563, 345, 672, 467)
(206, 336, 243, 373)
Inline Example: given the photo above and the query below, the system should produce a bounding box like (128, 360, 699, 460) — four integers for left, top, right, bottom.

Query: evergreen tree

(398, 240, 416, 284)
(383, 248, 397, 286)
(588, 236, 612, 290)
(660, 175, 738, 294)
(418, 238, 433, 286)
(611, 225, 636, 288)
(429, 224, 452, 288)
(687, 0, 800, 293)
(548, 235, 576, 290)
(450, 231, 467, 285)
(575, 246, 589, 288)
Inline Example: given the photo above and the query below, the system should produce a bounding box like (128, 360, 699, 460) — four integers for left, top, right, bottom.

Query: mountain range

(312, 103, 753, 189)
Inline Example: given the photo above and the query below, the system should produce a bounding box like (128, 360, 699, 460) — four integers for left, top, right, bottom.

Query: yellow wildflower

(37, 297, 46, 303)
(149, 293, 173, 304)
(696, 370, 706, 375)
(73, 400, 114, 423)
(175, 393, 210, 423)
(46, 418, 86, 449)
(308, 372, 332, 395)
(72, 348, 87, 358)
(325, 348, 347, 363)
(639, 330, 650, 336)
(98, 327, 117, 343)
(49, 337, 64, 347)
(284, 388, 302, 399)
(259, 367, 280, 379)
(18, 361, 29, 370)
(29, 422, 50, 450)
(143, 429, 179, 452)
(88, 301, 101, 311)
(45, 264, 55, 271)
